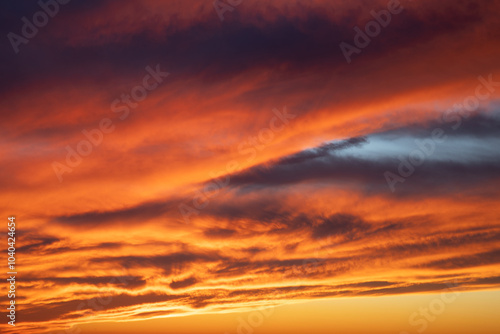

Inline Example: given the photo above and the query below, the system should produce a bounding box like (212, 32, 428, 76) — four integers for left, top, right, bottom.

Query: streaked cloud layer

(0, 0, 499, 333)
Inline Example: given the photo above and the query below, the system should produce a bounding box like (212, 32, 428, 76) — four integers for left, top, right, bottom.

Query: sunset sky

(1, 0, 500, 333)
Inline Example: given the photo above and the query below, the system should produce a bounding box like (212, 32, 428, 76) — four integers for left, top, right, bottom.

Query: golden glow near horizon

(1, 0, 500, 333)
